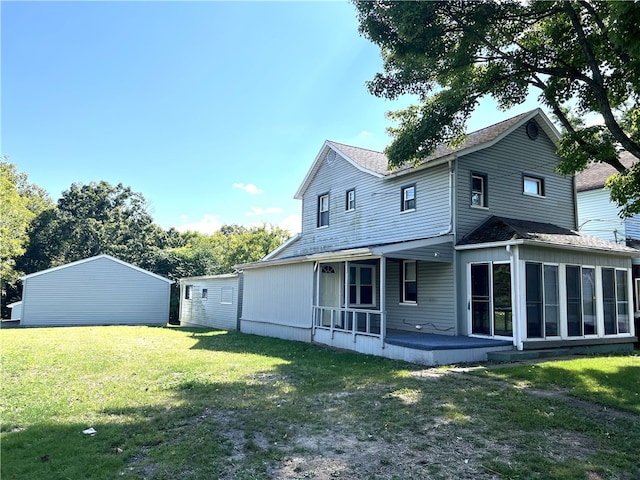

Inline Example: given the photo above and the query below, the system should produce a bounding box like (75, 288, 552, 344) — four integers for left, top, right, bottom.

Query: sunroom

(457, 217, 638, 352)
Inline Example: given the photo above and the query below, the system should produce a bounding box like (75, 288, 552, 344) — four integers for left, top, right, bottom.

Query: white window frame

(523, 175, 544, 197)
(317, 193, 329, 228)
(401, 260, 418, 304)
(346, 189, 355, 211)
(201, 288, 208, 300)
(348, 264, 377, 308)
(471, 173, 487, 208)
(401, 184, 416, 212)
(185, 285, 193, 300)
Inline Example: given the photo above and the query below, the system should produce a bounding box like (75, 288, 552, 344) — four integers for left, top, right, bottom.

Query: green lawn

(1, 326, 639, 480)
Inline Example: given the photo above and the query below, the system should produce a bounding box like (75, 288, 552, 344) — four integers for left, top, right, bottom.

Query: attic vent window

(326, 150, 336, 165)
(526, 120, 539, 140)
(321, 265, 336, 274)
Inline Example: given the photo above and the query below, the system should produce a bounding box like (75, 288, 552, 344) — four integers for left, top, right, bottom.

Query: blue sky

(2, 1, 543, 234)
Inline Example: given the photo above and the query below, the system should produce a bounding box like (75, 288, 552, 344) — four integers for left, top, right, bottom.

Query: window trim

(401, 260, 418, 305)
(317, 192, 329, 228)
(471, 172, 488, 208)
(348, 264, 377, 308)
(401, 184, 416, 212)
(346, 188, 356, 211)
(523, 174, 545, 197)
(185, 285, 193, 300)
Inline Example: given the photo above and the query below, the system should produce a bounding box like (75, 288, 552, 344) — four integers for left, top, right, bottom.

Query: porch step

(487, 342, 635, 362)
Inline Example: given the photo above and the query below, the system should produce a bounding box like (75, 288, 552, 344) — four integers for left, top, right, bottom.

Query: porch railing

(312, 305, 382, 338)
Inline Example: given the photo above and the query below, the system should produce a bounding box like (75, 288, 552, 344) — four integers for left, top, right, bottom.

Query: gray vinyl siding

(385, 260, 455, 335)
(240, 262, 314, 329)
(21, 257, 170, 326)
(273, 154, 451, 259)
(577, 189, 625, 243)
(455, 124, 576, 240)
(179, 275, 239, 330)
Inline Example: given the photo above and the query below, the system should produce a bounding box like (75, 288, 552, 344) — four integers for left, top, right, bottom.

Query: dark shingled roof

(575, 151, 636, 192)
(458, 216, 638, 255)
(328, 111, 534, 176)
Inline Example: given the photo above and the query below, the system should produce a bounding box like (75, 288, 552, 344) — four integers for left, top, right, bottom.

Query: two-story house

(575, 152, 640, 328)
(236, 109, 638, 365)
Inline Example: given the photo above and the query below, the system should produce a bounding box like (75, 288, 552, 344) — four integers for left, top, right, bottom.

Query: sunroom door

(470, 263, 513, 337)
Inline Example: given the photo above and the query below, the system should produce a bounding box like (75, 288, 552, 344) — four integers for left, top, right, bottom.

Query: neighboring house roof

(21, 254, 174, 283)
(575, 151, 637, 192)
(295, 108, 559, 199)
(457, 216, 638, 255)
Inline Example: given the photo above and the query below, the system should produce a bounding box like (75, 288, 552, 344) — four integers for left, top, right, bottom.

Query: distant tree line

(1, 159, 290, 322)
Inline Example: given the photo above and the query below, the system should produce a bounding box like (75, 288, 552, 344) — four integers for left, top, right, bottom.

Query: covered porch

(309, 235, 513, 364)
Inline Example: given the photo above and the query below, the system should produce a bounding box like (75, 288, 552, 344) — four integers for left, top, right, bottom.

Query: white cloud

(278, 214, 302, 234)
(245, 206, 284, 217)
(175, 214, 222, 234)
(233, 183, 264, 195)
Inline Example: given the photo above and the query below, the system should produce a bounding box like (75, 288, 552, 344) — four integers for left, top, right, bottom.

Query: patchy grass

(475, 355, 640, 414)
(2, 326, 639, 480)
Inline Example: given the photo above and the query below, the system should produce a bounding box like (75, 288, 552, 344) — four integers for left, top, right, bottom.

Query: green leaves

(354, 0, 640, 216)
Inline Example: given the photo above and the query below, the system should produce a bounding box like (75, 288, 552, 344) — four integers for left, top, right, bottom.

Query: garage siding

(21, 256, 171, 326)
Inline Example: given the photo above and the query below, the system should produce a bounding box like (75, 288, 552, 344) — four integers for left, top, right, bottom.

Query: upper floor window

(471, 173, 487, 207)
(523, 175, 544, 196)
(317, 193, 329, 228)
(346, 189, 355, 211)
(401, 184, 416, 212)
(402, 260, 418, 304)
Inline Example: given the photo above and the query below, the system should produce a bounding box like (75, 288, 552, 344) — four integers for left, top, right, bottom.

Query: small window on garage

(202, 288, 208, 299)
(185, 285, 193, 300)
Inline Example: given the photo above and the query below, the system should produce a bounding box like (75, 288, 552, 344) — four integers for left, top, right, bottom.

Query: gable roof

(575, 151, 637, 192)
(21, 254, 173, 283)
(457, 216, 638, 255)
(295, 109, 559, 199)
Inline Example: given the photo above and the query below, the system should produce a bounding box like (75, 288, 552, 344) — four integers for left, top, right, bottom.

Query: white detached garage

(20, 254, 172, 327)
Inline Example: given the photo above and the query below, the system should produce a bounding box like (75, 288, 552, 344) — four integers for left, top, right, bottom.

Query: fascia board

(455, 238, 638, 257)
(384, 109, 560, 180)
(294, 141, 384, 200)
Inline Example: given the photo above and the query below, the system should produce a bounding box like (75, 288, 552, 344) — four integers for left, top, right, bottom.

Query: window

(401, 184, 416, 211)
(402, 261, 418, 304)
(526, 263, 560, 338)
(185, 285, 193, 300)
(471, 173, 487, 207)
(523, 175, 544, 196)
(349, 264, 376, 307)
(317, 193, 329, 227)
(201, 288, 208, 299)
(470, 262, 512, 337)
(346, 189, 355, 211)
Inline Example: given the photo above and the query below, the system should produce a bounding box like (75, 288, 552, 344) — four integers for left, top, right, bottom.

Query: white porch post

(380, 256, 386, 349)
(511, 245, 525, 351)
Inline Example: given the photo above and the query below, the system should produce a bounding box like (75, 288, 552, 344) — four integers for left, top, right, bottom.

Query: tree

(354, 0, 640, 216)
(18, 181, 168, 273)
(0, 159, 53, 285)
